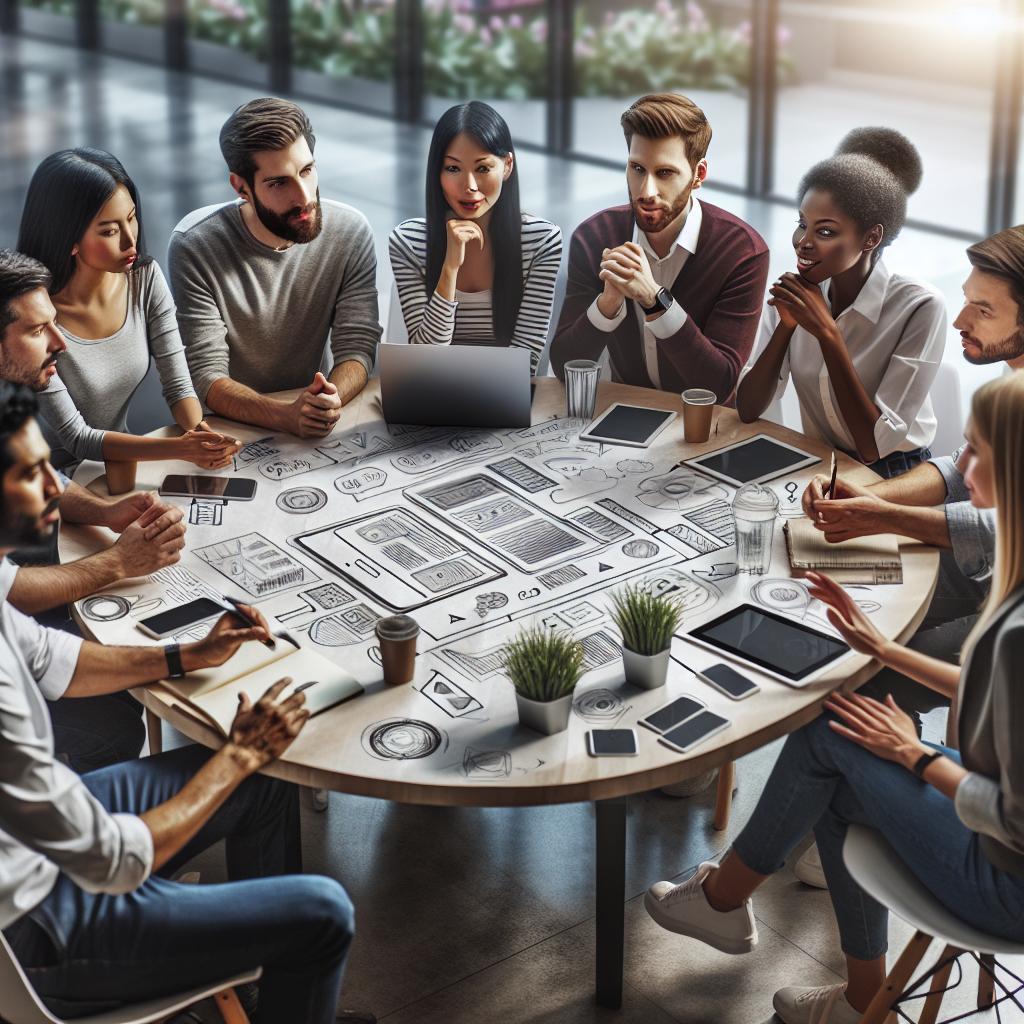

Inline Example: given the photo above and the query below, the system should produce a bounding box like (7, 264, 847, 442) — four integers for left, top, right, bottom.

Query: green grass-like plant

(609, 584, 684, 656)
(502, 626, 585, 703)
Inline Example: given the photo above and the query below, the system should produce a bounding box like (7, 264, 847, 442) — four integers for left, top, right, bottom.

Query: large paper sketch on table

(636, 469, 729, 512)
(234, 436, 281, 470)
(194, 533, 319, 598)
(308, 604, 379, 645)
(417, 671, 484, 717)
(258, 447, 339, 481)
(362, 719, 448, 760)
(277, 487, 328, 513)
(574, 688, 630, 725)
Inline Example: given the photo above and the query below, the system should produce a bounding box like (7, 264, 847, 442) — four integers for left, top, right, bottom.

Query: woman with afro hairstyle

(737, 128, 946, 478)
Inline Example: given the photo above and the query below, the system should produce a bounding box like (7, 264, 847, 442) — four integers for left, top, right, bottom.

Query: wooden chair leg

(713, 760, 735, 831)
(978, 952, 996, 1008)
(918, 945, 964, 1024)
(860, 930, 934, 1024)
(146, 708, 163, 756)
(215, 987, 250, 1024)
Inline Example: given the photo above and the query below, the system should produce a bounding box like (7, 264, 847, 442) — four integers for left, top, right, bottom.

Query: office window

(188, 0, 270, 85)
(100, 0, 164, 60)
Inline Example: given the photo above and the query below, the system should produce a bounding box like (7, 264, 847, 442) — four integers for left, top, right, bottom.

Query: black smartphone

(639, 696, 705, 735)
(159, 475, 257, 501)
(136, 597, 226, 639)
(698, 663, 760, 700)
(587, 729, 639, 757)
(659, 711, 731, 754)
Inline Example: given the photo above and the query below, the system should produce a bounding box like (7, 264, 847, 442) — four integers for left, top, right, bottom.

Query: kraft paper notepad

(784, 517, 903, 585)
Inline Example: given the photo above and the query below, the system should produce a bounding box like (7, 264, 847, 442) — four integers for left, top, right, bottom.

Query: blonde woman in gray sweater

(643, 370, 1024, 1024)
(17, 149, 240, 493)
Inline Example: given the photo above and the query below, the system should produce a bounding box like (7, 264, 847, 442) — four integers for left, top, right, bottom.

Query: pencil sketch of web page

(405, 474, 609, 573)
(292, 507, 505, 613)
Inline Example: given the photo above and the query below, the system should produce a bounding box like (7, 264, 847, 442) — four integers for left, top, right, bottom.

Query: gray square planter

(515, 691, 573, 735)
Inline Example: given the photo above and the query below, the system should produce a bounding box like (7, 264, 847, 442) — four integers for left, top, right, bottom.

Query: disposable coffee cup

(374, 615, 420, 685)
(682, 389, 717, 443)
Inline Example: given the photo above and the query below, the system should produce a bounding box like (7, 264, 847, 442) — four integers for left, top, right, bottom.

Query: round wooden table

(61, 377, 939, 1009)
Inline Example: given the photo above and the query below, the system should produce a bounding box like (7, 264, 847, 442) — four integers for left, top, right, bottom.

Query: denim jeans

(732, 714, 1024, 961)
(2, 745, 354, 1023)
(47, 690, 147, 773)
(865, 446, 932, 480)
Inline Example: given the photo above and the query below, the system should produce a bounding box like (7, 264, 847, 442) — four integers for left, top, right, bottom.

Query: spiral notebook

(784, 518, 903, 585)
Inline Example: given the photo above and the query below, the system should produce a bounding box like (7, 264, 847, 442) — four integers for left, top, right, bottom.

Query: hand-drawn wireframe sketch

(293, 508, 505, 613)
(617, 459, 654, 474)
(152, 565, 223, 606)
(785, 481, 799, 505)
(623, 539, 660, 559)
(573, 688, 630, 725)
(189, 500, 224, 526)
(195, 533, 319, 597)
(258, 448, 339, 481)
(305, 583, 355, 608)
(334, 467, 388, 500)
(596, 498, 659, 535)
(349, 431, 367, 449)
(564, 506, 632, 542)
(439, 643, 506, 680)
(362, 719, 448, 760)
(556, 601, 603, 628)
(171, 621, 218, 644)
(642, 569, 721, 615)
(550, 467, 623, 504)
(543, 455, 592, 478)
(277, 487, 328, 514)
(415, 476, 499, 510)
(537, 564, 587, 589)
(417, 671, 484, 717)
(512, 417, 588, 440)
(577, 630, 622, 673)
(453, 496, 532, 533)
(475, 592, 508, 618)
(636, 469, 727, 511)
(683, 500, 736, 544)
(666, 521, 725, 555)
(750, 578, 811, 618)
(80, 594, 133, 621)
(276, 596, 316, 624)
(368, 645, 382, 664)
(486, 456, 555, 493)
(462, 747, 512, 780)
(856, 600, 882, 613)
(308, 603, 379, 645)
(692, 563, 739, 583)
(233, 436, 280, 470)
(390, 431, 501, 475)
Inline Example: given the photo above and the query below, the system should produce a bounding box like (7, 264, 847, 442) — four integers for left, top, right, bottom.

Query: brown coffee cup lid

(375, 615, 420, 642)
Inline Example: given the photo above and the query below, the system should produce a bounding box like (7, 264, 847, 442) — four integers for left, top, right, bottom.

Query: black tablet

(685, 603, 850, 687)
(683, 434, 820, 486)
(578, 404, 676, 448)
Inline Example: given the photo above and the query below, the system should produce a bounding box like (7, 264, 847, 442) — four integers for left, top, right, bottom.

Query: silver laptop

(378, 343, 533, 428)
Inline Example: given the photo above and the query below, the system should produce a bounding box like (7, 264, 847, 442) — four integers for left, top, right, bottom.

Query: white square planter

(515, 691, 573, 735)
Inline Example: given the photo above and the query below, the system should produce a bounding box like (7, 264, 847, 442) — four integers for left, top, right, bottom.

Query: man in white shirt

(0, 382, 353, 1021)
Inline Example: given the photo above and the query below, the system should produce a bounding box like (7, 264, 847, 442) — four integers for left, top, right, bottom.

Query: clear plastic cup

(682, 389, 716, 443)
(564, 359, 601, 421)
(731, 482, 779, 575)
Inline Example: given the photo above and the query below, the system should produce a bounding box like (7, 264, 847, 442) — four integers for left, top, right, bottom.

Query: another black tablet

(578, 404, 676, 448)
(683, 434, 820, 486)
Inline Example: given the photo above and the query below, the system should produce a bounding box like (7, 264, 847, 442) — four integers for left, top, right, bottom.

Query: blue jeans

(864, 446, 931, 480)
(3, 745, 354, 1023)
(732, 715, 1024, 961)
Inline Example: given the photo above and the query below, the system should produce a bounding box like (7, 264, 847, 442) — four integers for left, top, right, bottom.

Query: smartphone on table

(587, 729, 639, 757)
(658, 711, 731, 754)
(639, 696, 705, 735)
(159, 475, 257, 501)
(136, 597, 226, 640)
(697, 663, 760, 700)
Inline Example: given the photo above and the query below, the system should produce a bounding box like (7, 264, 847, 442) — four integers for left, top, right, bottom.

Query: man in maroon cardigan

(551, 93, 769, 404)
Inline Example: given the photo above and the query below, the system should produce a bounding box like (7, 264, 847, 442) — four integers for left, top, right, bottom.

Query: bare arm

(170, 396, 205, 433)
(328, 359, 368, 408)
(205, 372, 345, 439)
(99, 429, 238, 468)
(736, 320, 796, 423)
(869, 460, 949, 506)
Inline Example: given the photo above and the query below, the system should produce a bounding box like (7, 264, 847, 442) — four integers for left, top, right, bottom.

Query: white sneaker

(774, 983, 861, 1024)
(644, 861, 758, 954)
(311, 787, 329, 812)
(795, 843, 828, 889)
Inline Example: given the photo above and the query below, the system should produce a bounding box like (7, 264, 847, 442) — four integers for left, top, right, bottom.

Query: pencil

(824, 452, 838, 499)
(222, 595, 276, 648)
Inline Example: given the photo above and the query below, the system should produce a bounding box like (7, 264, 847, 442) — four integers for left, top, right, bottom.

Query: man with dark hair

(0, 379, 354, 1020)
(550, 93, 769, 401)
(168, 97, 381, 436)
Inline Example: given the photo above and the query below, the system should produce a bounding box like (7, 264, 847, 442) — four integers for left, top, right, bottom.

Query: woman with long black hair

(18, 148, 239, 493)
(388, 101, 562, 374)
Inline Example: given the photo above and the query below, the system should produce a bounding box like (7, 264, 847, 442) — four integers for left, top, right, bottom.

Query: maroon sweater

(550, 202, 769, 402)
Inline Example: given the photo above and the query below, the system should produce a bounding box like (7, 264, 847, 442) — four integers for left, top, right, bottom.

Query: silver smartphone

(587, 729, 639, 757)
(697, 663, 760, 700)
(135, 598, 226, 640)
(159, 475, 257, 501)
(658, 711, 731, 754)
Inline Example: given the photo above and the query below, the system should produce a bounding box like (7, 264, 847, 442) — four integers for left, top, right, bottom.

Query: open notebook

(160, 639, 364, 736)
(784, 517, 903, 585)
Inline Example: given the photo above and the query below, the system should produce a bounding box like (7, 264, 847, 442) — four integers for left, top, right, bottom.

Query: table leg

(714, 761, 735, 831)
(595, 795, 627, 1009)
(146, 708, 163, 756)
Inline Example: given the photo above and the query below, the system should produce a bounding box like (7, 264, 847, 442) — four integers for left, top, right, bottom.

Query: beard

(962, 326, 1024, 365)
(629, 181, 693, 237)
(0, 495, 58, 551)
(251, 187, 323, 245)
(0, 350, 58, 392)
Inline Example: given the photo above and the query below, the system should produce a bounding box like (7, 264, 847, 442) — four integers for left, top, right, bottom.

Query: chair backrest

(928, 361, 965, 458)
(0, 930, 60, 1024)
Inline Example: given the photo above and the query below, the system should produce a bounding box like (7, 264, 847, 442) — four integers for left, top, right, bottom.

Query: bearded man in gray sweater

(168, 98, 381, 438)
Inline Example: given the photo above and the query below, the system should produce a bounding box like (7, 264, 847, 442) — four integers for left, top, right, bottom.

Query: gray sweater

(37, 260, 196, 469)
(931, 452, 997, 583)
(167, 199, 381, 403)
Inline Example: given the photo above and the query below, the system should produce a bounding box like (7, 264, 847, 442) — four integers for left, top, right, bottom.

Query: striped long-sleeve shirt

(388, 215, 562, 374)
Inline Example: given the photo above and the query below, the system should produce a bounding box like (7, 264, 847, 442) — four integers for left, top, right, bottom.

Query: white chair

(843, 824, 1023, 1023)
(928, 361, 965, 458)
(0, 931, 261, 1024)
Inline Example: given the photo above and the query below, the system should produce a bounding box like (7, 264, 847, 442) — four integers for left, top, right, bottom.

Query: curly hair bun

(834, 127, 923, 197)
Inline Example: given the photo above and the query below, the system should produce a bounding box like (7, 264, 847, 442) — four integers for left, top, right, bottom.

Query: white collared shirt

(0, 558, 154, 930)
(740, 259, 946, 457)
(586, 196, 702, 389)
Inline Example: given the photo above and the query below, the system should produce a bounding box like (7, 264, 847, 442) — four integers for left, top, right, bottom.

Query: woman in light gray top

(641, 370, 1024, 1024)
(18, 149, 240, 492)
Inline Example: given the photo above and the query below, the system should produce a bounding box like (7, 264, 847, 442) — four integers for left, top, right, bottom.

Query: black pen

(824, 452, 838, 500)
(221, 594, 275, 648)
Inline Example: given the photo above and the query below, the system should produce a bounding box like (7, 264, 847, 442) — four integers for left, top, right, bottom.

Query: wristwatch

(164, 642, 186, 679)
(640, 287, 673, 316)
(912, 749, 943, 778)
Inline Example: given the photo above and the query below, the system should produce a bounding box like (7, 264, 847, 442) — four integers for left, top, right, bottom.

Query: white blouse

(741, 259, 946, 458)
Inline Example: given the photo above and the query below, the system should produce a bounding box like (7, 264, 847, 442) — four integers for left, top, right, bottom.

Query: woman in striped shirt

(388, 101, 562, 375)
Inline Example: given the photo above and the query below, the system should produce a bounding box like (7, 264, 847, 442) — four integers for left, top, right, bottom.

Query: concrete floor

(3, 35, 1023, 1023)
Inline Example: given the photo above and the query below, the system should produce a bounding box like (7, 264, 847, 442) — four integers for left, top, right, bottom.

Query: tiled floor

(3, 35, 1023, 1023)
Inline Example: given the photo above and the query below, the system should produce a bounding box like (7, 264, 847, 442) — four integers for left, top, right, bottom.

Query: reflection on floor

(3, 35, 1021, 1022)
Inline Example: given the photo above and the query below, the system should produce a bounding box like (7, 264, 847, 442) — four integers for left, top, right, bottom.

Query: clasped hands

(288, 371, 342, 439)
(800, 472, 893, 542)
(101, 490, 187, 577)
(597, 242, 660, 319)
(768, 271, 839, 343)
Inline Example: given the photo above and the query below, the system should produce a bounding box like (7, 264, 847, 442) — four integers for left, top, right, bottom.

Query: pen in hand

(823, 452, 838, 500)
(221, 595, 275, 648)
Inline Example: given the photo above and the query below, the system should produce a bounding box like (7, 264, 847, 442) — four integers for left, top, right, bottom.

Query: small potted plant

(503, 626, 585, 735)
(609, 584, 684, 689)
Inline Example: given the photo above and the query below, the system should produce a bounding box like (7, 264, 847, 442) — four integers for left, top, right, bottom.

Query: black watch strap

(164, 642, 185, 679)
(912, 750, 943, 778)
(640, 286, 673, 316)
